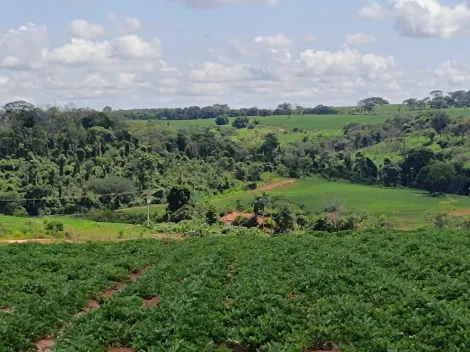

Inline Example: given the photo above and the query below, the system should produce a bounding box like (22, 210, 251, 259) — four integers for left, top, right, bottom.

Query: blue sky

(0, 0, 469, 109)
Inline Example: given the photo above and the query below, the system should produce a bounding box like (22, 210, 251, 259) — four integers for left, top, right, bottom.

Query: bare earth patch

(129, 266, 151, 282)
(0, 306, 12, 314)
(108, 348, 135, 352)
(256, 179, 295, 192)
(36, 338, 55, 352)
(450, 209, 470, 217)
(142, 296, 160, 308)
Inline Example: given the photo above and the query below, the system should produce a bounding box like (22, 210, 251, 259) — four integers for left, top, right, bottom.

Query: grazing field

(212, 178, 470, 227)
(0, 215, 153, 241)
(2, 231, 470, 351)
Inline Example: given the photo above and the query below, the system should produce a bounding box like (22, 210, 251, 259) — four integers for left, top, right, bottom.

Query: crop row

(1, 230, 470, 351)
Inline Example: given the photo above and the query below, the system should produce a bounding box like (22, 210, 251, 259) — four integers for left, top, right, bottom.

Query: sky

(0, 0, 470, 109)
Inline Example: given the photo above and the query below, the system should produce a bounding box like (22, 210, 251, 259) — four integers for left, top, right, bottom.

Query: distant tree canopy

(358, 97, 390, 106)
(403, 90, 470, 111)
(111, 103, 341, 121)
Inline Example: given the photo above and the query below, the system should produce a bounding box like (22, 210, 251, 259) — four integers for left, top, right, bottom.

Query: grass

(0, 215, 153, 241)
(211, 177, 470, 228)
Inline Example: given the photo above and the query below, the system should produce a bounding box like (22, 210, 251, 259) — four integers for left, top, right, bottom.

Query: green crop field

(0, 215, 153, 241)
(212, 178, 470, 228)
(2, 231, 470, 351)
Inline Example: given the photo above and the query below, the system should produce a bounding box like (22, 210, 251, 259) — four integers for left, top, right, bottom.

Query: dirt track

(256, 179, 295, 192)
(0, 234, 182, 245)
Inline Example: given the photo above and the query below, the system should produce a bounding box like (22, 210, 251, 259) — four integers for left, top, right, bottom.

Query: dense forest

(2, 93, 470, 231)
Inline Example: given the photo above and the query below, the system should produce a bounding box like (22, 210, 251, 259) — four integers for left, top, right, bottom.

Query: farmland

(2, 230, 470, 351)
(211, 178, 470, 228)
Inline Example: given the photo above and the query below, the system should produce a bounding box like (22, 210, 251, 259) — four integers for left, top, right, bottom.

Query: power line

(0, 190, 148, 202)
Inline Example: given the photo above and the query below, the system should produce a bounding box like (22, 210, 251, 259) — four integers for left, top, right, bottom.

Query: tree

(403, 98, 418, 110)
(103, 106, 113, 114)
(215, 116, 229, 126)
(430, 111, 451, 134)
(273, 205, 296, 233)
(0, 191, 22, 215)
(259, 133, 279, 162)
(358, 97, 389, 106)
(232, 117, 249, 129)
(415, 162, 456, 194)
(167, 185, 191, 213)
(401, 148, 434, 186)
(24, 185, 53, 216)
(88, 176, 136, 209)
(382, 160, 401, 187)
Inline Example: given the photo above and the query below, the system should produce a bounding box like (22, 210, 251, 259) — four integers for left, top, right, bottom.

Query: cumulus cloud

(112, 35, 163, 59)
(345, 32, 378, 46)
(254, 33, 294, 49)
(118, 17, 142, 35)
(189, 61, 274, 82)
(48, 38, 111, 65)
(297, 47, 395, 77)
(389, 0, 470, 38)
(357, 1, 388, 19)
(435, 60, 470, 85)
(358, 0, 470, 38)
(0, 22, 48, 69)
(68, 19, 106, 40)
(171, 0, 277, 8)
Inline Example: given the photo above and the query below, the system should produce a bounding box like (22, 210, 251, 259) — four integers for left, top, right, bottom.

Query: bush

(44, 220, 65, 238)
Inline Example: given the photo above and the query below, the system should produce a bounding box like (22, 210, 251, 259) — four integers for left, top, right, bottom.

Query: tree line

(111, 102, 339, 121)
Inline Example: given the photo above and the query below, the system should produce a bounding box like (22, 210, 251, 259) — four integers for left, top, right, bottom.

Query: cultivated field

(1, 231, 470, 351)
(212, 178, 470, 228)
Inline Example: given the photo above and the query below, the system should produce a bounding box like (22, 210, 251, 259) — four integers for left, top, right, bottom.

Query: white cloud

(112, 35, 163, 59)
(345, 32, 378, 46)
(189, 61, 274, 82)
(0, 22, 48, 69)
(297, 47, 395, 77)
(435, 60, 470, 85)
(171, 0, 277, 8)
(357, 1, 388, 19)
(68, 19, 106, 40)
(253, 33, 294, 49)
(118, 17, 142, 35)
(48, 38, 111, 65)
(389, 0, 470, 38)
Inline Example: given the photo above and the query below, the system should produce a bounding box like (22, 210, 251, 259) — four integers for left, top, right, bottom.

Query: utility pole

(146, 190, 151, 228)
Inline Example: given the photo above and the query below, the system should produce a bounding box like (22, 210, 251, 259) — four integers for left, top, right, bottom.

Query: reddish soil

(220, 212, 254, 223)
(108, 348, 135, 352)
(129, 266, 151, 282)
(450, 209, 470, 216)
(36, 338, 55, 352)
(101, 283, 126, 299)
(220, 212, 265, 225)
(256, 179, 295, 192)
(218, 342, 252, 352)
(0, 239, 55, 244)
(35, 265, 152, 349)
(142, 296, 160, 308)
(0, 306, 12, 314)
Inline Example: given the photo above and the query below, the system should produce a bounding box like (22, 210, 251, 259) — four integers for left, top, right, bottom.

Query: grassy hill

(211, 178, 470, 228)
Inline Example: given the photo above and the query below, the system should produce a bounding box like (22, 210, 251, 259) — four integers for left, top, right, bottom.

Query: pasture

(211, 178, 470, 228)
(0, 215, 153, 241)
